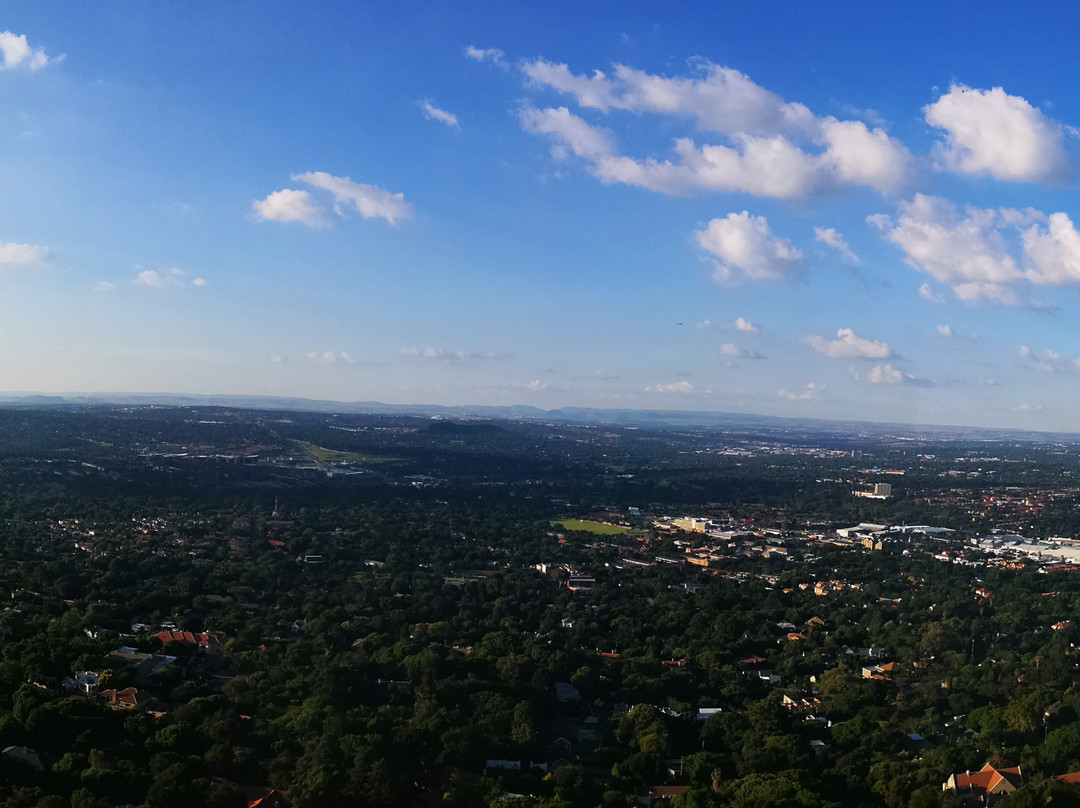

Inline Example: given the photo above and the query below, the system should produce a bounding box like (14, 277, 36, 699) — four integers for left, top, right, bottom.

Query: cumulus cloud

(252, 189, 330, 227)
(720, 343, 766, 360)
(465, 45, 508, 69)
(696, 212, 802, 281)
(779, 382, 823, 400)
(0, 241, 47, 267)
(937, 324, 953, 336)
(645, 380, 693, 393)
(293, 171, 411, 224)
(92, 281, 116, 293)
(877, 194, 1080, 304)
(806, 328, 892, 359)
(924, 84, 1069, 182)
(813, 226, 859, 263)
(734, 317, 760, 332)
(0, 31, 59, 70)
(1021, 211, 1080, 286)
(420, 99, 458, 127)
(867, 363, 903, 384)
(819, 118, 912, 194)
(863, 363, 933, 387)
(133, 268, 206, 289)
(516, 58, 914, 198)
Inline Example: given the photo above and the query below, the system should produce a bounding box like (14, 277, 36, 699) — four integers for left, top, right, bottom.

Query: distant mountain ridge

(0, 391, 1070, 442)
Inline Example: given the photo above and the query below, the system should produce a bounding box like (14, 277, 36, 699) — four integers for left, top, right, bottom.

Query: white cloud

(819, 118, 912, 194)
(867, 363, 903, 384)
(400, 347, 507, 362)
(806, 328, 892, 359)
(645, 380, 693, 393)
(527, 379, 546, 391)
(1012, 402, 1044, 413)
(937, 324, 952, 336)
(133, 268, 204, 289)
(0, 241, 47, 267)
(293, 171, 411, 224)
(252, 189, 330, 227)
(420, 99, 459, 127)
(307, 350, 357, 366)
(517, 59, 914, 198)
(518, 106, 615, 161)
(522, 58, 817, 138)
(880, 194, 1025, 303)
(1021, 211, 1080, 286)
(734, 317, 760, 332)
(779, 382, 823, 400)
(590, 134, 826, 198)
(464, 45, 508, 69)
(0, 31, 58, 71)
(878, 194, 1080, 304)
(924, 84, 1069, 182)
(813, 226, 859, 263)
(696, 212, 802, 281)
(695, 319, 712, 330)
(92, 281, 116, 293)
(720, 343, 766, 360)
(918, 283, 945, 304)
(863, 363, 933, 387)
(1017, 345, 1080, 374)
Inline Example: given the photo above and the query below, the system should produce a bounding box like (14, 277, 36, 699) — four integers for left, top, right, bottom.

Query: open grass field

(549, 518, 632, 535)
(293, 440, 392, 466)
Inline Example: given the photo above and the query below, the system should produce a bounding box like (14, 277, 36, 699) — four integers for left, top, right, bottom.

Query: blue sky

(5, 3, 1080, 430)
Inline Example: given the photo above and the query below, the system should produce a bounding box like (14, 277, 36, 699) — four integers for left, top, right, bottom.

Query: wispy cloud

(814, 226, 859, 263)
(464, 45, 508, 69)
(645, 380, 693, 393)
(307, 350, 357, 366)
(779, 382, 824, 401)
(400, 347, 509, 362)
(420, 99, 459, 127)
(720, 343, 766, 360)
(133, 268, 206, 288)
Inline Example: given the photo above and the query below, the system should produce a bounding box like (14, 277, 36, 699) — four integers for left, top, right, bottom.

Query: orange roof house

(944, 763, 1022, 806)
(101, 687, 148, 710)
(155, 629, 222, 650)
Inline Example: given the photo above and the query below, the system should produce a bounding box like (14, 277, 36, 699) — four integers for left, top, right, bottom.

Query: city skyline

(4, 4, 1080, 430)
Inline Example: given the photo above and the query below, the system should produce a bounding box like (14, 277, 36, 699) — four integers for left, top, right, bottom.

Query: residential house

(101, 687, 150, 710)
(943, 762, 1022, 806)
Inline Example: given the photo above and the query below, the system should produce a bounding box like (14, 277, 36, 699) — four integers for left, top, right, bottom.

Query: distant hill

(0, 391, 1070, 442)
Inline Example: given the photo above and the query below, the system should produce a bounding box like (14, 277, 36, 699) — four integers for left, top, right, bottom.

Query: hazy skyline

(4, 4, 1080, 430)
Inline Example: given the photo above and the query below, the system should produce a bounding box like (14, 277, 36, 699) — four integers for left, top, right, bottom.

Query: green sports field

(549, 518, 631, 535)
